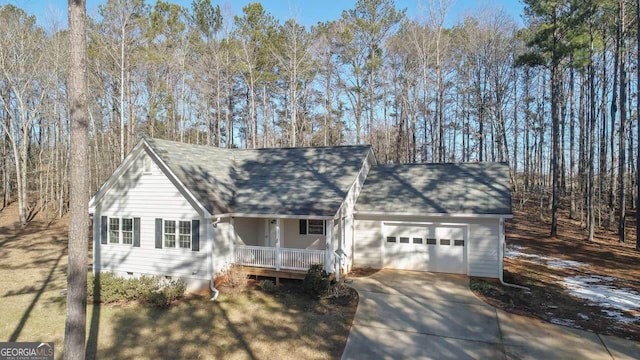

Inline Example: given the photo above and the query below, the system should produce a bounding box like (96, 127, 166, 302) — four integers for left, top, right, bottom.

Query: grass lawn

(0, 206, 357, 359)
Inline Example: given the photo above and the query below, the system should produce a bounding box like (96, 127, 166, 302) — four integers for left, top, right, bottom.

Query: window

(426, 238, 437, 245)
(399, 237, 410, 243)
(413, 237, 423, 244)
(122, 218, 133, 244)
(308, 220, 324, 235)
(386, 236, 397, 243)
(440, 239, 451, 246)
(299, 219, 325, 235)
(454, 240, 465, 247)
(109, 218, 120, 244)
(178, 221, 191, 248)
(164, 220, 176, 248)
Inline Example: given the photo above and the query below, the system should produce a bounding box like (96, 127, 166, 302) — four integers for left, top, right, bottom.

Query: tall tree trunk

(120, 17, 126, 162)
(636, 0, 640, 250)
(618, 0, 627, 242)
(611, 8, 620, 229)
(569, 66, 576, 218)
(588, 27, 597, 242)
(551, 63, 560, 238)
(65, 0, 89, 359)
(600, 30, 608, 223)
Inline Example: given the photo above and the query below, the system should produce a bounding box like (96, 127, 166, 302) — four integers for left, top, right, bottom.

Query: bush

(326, 280, 355, 305)
(87, 272, 185, 307)
(223, 266, 248, 292)
(258, 279, 276, 293)
(303, 264, 331, 299)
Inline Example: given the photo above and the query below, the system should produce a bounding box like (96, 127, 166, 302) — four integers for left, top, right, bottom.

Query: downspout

(210, 217, 221, 301)
(499, 217, 529, 290)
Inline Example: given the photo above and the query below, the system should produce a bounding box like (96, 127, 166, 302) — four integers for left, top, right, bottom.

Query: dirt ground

(0, 204, 357, 359)
(472, 202, 640, 341)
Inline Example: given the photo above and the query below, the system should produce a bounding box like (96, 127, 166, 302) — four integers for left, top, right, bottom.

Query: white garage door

(383, 223, 466, 274)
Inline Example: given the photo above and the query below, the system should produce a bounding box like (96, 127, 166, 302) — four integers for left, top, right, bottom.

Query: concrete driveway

(341, 270, 640, 360)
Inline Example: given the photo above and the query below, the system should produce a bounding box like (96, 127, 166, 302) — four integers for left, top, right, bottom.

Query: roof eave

(353, 210, 513, 219)
(212, 213, 334, 220)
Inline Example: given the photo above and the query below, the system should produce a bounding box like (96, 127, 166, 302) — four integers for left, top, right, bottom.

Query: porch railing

(234, 245, 276, 268)
(280, 248, 325, 271)
(234, 245, 325, 271)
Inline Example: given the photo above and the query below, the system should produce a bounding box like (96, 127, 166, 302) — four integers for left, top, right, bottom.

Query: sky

(2, 0, 525, 29)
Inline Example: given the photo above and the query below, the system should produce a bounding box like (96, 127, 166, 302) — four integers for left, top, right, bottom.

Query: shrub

(87, 272, 185, 307)
(303, 264, 331, 299)
(326, 280, 355, 305)
(258, 279, 276, 293)
(223, 266, 248, 292)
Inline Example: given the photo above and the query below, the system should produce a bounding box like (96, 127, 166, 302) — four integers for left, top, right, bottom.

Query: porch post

(337, 216, 343, 277)
(275, 218, 281, 271)
(325, 219, 334, 273)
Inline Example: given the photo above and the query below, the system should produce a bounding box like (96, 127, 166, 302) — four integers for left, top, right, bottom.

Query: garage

(352, 162, 513, 278)
(382, 223, 467, 274)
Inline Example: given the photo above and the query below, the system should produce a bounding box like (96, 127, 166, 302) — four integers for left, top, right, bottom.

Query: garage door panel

(383, 223, 466, 274)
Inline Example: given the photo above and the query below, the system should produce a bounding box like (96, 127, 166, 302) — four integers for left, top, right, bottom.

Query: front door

(267, 219, 278, 247)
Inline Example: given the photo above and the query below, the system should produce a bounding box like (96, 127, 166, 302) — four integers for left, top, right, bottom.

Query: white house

(89, 137, 513, 291)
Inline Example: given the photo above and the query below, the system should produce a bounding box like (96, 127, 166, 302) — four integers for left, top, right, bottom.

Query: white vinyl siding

(467, 219, 500, 278)
(353, 219, 383, 268)
(93, 151, 210, 280)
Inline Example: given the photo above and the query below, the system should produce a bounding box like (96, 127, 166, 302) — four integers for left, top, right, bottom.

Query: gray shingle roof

(355, 163, 512, 215)
(145, 138, 371, 217)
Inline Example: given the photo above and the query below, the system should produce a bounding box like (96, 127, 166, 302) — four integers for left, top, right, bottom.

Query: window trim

(299, 219, 325, 236)
(164, 220, 177, 248)
(107, 217, 134, 246)
(163, 219, 192, 250)
(122, 218, 133, 245)
(178, 220, 192, 249)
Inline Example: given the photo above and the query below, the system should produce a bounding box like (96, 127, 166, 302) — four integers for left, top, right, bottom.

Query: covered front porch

(230, 216, 336, 274)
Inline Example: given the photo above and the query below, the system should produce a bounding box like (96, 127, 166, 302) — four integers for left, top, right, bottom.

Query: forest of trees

(0, 0, 638, 247)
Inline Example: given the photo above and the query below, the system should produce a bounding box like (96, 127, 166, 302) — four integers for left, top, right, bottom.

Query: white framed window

(178, 221, 191, 248)
(307, 219, 324, 235)
(122, 218, 133, 244)
(109, 218, 120, 244)
(108, 217, 133, 245)
(164, 220, 176, 248)
(299, 219, 325, 235)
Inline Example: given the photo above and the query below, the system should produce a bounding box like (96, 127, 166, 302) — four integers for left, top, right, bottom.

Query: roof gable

(143, 138, 372, 217)
(89, 140, 210, 216)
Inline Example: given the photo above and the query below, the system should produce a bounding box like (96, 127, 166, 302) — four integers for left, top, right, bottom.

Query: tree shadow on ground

(93, 284, 356, 360)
